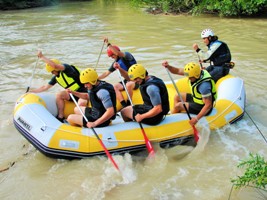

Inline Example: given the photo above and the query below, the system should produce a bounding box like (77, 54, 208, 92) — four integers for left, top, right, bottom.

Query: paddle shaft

(69, 93, 120, 171)
(197, 54, 204, 69)
(26, 57, 39, 93)
(165, 68, 199, 142)
(94, 41, 105, 69)
(116, 69, 155, 156)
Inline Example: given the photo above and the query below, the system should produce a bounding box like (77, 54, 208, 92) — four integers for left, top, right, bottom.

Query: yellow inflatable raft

(13, 75, 245, 159)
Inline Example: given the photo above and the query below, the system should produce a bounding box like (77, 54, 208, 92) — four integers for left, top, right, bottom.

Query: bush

(231, 153, 267, 189)
(130, 0, 267, 17)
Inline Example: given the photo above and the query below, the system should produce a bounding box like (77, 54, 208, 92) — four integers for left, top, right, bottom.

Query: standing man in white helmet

(193, 28, 232, 82)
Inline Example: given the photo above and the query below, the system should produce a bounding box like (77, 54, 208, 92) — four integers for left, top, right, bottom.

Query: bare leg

(67, 106, 86, 126)
(56, 90, 70, 118)
(67, 114, 84, 126)
(171, 94, 179, 113)
(175, 102, 189, 113)
(120, 106, 134, 122)
(78, 98, 88, 107)
(114, 83, 125, 102)
(126, 81, 135, 101)
(172, 92, 187, 113)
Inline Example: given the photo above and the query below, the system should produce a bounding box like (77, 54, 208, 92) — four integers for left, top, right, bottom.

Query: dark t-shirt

(107, 52, 135, 73)
(48, 64, 79, 85)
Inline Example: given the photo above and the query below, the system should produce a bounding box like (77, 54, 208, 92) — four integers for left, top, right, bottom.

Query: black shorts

(119, 80, 139, 90)
(83, 107, 110, 128)
(186, 94, 213, 115)
(132, 104, 164, 125)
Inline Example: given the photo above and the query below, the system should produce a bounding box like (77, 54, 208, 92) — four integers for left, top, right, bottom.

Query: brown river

(0, 1, 267, 199)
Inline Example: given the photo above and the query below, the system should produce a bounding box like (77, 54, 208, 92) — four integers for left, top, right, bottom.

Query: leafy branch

(231, 153, 267, 190)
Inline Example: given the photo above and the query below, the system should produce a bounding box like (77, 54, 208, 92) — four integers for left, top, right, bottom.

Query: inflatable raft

(13, 74, 245, 159)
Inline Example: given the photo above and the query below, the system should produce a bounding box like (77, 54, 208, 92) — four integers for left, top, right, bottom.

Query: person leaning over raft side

(120, 64, 170, 125)
(193, 28, 232, 82)
(162, 61, 217, 126)
(98, 37, 138, 109)
(29, 50, 87, 122)
(67, 68, 117, 128)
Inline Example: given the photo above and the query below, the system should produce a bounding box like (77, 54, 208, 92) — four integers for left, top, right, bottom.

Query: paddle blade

(141, 127, 155, 157)
(192, 125, 199, 142)
(99, 139, 120, 171)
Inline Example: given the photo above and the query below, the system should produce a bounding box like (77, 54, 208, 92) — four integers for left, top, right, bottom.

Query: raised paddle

(165, 68, 200, 143)
(26, 57, 39, 93)
(69, 93, 120, 171)
(116, 69, 155, 157)
(94, 41, 105, 69)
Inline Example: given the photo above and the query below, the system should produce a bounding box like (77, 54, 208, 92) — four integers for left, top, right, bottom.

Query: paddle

(116, 69, 155, 157)
(165, 68, 199, 143)
(26, 57, 39, 93)
(197, 54, 204, 69)
(94, 41, 105, 69)
(69, 93, 120, 171)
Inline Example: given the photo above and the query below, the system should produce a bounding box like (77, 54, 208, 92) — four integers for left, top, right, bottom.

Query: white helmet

(201, 29, 214, 38)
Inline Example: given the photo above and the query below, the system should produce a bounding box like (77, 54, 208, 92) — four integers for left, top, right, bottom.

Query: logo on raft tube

(17, 116, 32, 131)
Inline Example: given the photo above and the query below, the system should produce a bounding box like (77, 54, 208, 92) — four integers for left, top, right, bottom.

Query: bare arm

(113, 62, 130, 80)
(67, 89, 89, 100)
(98, 70, 111, 80)
(104, 37, 125, 57)
(162, 60, 184, 75)
(189, 95, 213, 126)
(37, 50, 65, 71)
(29, 84, 53, 93)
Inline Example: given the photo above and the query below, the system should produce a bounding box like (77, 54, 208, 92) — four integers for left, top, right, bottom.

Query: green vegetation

(1, 0, 267, 16)
(130, 0, 267, 17)
(231, 153, 267, 189)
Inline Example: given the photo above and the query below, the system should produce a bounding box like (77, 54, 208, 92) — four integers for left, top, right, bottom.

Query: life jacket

(208, 40, 231, 66)
(89, 81, 117, 120)
(56, 65, 82, 91)
(117, 52, 137, 71)
(189, 70, 217, 105)
(140, 76, 170, 115)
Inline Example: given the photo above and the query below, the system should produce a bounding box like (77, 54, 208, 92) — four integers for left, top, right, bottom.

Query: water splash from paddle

(104, 153, 137, 185)
(190, 122, 211, 155)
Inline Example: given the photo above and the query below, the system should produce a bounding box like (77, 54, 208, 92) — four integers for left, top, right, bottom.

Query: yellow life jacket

(189, 70, 217, 105)
(56, 65, 81, 91)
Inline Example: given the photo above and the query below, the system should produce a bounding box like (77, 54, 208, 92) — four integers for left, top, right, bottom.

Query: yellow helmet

(128, 64, 146, 80)
(184, 62, 201, 79)
(80, 68, 98, 85)
(45, 59, 61, 73)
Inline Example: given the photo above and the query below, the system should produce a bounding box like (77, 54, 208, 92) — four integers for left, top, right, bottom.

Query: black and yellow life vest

(189, 70, 217, 105)
(56, 65, 82, 91)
